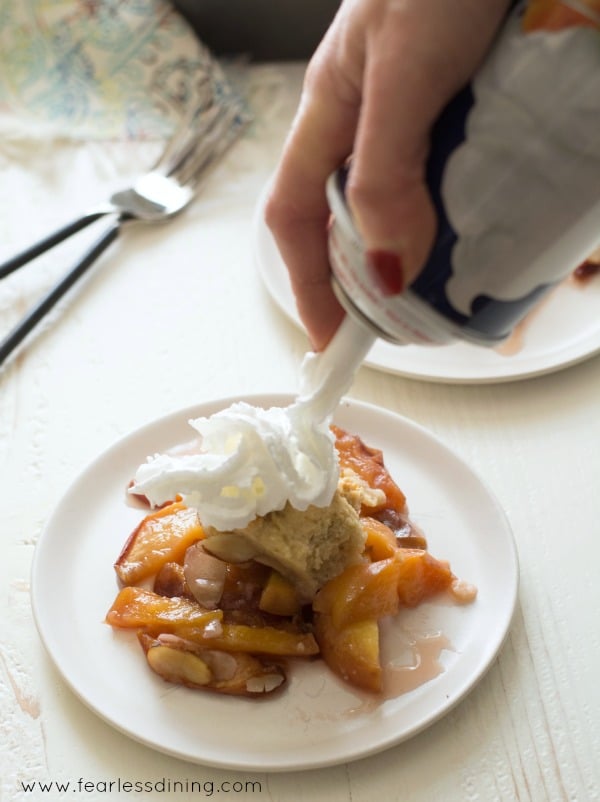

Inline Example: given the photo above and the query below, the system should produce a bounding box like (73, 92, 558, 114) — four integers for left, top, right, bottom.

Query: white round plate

(32, 395, 518, 772)
(254, 200, 600, 383)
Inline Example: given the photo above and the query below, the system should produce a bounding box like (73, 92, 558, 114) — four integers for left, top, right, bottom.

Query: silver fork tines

(0, 89, 249, 367)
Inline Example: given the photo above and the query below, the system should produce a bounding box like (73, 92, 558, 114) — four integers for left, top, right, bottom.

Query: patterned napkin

(0, 0, 246, 141)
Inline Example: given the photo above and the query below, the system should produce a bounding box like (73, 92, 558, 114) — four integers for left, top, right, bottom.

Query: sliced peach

(362, 517, 399, 561)
(314, 613, 381, 692)
(332, 425, 406, 514)
(259, 570, 302, 616)
(114, 501, 204, 585)
(396, 550, 454, 607)
(395, 533, 428, 550)
(313, 558, 401, 628)
(105, 586, 222, 632)
(175, 622, 319, 657)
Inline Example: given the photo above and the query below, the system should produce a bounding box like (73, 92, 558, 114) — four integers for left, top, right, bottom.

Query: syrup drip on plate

(379, 620, 453, 699)
(496, 258, 600, 356)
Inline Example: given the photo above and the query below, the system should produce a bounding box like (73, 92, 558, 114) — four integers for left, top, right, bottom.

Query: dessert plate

(254, 204, 600, 383)
(32, 395, 518, 771)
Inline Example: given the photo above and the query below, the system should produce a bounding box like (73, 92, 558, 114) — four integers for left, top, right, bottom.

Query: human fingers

(265, 21, 362, 350)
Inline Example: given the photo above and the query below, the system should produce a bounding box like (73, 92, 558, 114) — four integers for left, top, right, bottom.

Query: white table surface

(1, 63, 598, 802)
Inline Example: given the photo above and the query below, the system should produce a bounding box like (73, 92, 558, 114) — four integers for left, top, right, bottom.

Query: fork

(0, 98, 247, 367)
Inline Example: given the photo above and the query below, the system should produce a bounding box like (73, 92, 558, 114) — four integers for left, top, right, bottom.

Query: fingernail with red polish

(366, 250, 405, 296)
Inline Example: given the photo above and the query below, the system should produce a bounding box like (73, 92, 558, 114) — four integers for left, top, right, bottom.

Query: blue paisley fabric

(0, 0, 243, 140)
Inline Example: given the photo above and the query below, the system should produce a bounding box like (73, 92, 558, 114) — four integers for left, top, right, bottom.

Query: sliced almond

(142, 634, 286, 696)
(146, 645, 212, 687)
(200, 650, 238, 681)
(184, 542, 227, 608)
(245, 673, 285, 694)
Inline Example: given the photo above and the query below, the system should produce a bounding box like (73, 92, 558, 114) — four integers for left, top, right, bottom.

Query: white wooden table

(1, 64, 598, 802)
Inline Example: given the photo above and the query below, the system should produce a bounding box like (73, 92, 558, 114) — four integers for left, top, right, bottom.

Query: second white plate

(254, 199, 600, 383)
(32, 395, 518, 771)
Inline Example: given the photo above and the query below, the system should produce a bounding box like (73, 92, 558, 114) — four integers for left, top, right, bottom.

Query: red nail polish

(366, 250, 405, 296)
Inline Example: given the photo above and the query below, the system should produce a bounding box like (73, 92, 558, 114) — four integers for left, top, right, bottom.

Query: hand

(265, 0, 511, 350)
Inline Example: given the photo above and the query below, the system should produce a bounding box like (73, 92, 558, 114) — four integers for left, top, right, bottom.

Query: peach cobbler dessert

(106, 426, 476, 697)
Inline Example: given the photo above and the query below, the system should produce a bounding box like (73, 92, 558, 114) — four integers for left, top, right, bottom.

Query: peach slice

(174, 622, 319, 657)
(259, 570, 302, 617)
(106, 586, 222, 632)
(362, 517, 399, 561)
(114, 501, 204, 585)
(314, 613, 381, 692)
(396, 550, 454, 607)
(313, 558, 401, 628)
(332, 425, 407, 514)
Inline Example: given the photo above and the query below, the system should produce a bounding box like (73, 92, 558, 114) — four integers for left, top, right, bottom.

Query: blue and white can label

(327, 0, 600, 346)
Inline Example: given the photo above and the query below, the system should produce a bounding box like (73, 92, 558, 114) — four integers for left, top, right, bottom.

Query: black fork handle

(0, 219, 121, 367)
(0, 210, 110, 279)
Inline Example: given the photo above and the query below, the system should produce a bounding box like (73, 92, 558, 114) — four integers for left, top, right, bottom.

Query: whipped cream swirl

(130, 318, 374, 531)
(132, 401, 338, 531)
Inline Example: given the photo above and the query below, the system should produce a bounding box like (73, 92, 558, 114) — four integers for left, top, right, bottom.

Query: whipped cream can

(327, 0, 600, 346)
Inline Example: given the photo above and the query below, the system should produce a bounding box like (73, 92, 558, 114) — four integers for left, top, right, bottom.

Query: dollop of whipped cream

(130, 318, 374, 531)
(131, 401, 338, 531)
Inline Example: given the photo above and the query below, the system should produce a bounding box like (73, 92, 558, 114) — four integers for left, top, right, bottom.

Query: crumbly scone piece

(338, 467, 387, 512)
(203, 490, 366, 602)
